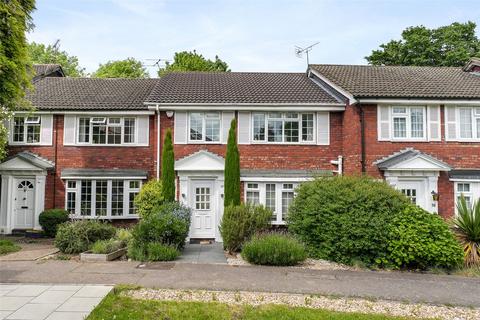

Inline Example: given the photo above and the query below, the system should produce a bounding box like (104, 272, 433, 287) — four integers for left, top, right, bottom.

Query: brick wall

(7, 114, 158, 210)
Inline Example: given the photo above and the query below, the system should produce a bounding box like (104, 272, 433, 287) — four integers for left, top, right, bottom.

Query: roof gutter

(358, 98, 480, 105)
(145, 104, 345, 111)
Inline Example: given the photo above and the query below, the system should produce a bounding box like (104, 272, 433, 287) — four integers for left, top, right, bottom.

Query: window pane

(107, 125, 122, 144)
(80, 180, 92, 216)
(284, 120, 299, 142)
(477, 118, 480, 139)
(108, 117, 121, 125)
(13, 117, 25, 142)
(79, 118, 90, 143)
(129, 192, 138, 215)
(195, 187, 210, 210)
(124, 118, 136, 143)
(130, 180, 140, 189)
(26, 122, 41, 143)
(266, 184, 276, 220)
(67, 181, 77, 189)
(246, 191, 260, 204)
(401, 189, 417, 204)
(190, 113, 203, 141)
(111, 181, 124, 216)
(393, 117, 407, 138)
(95, 181, 108, 216)
(247, 183, 258, 189)
(253, 114, 265, 141)
(459, 109, 473, 138)
(393, 107, 407, 114)
(302, 114, 314, 141)
(67, 192, 76, 214)
(410, 108, 424, 138)
(205, 115, 220, 142)
(267, 120, 283, 142)
(458, 183, 470, 192)
(282, 191, 294, 220)
(92, 123, 107, 144)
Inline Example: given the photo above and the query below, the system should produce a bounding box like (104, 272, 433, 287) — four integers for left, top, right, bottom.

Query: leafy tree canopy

(158, 50, 230, 76)
(28, 41, 85, 77)
(0, 0, 36, 161)
(92, 57, 149, 78)
(366, 21, 480, 67)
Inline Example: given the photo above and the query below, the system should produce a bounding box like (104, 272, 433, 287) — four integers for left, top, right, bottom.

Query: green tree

(158, 50, 230, 76)
(27, 41, 85, 77)
(92, 57, 149, 78)
(366, 21, 480, 66)
(0, 0, 36, 162)
(224, 118, 240, 207)
(161, 129, 175, 202)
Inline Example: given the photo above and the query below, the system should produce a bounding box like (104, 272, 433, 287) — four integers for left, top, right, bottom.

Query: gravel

(126, 288, 480, 320)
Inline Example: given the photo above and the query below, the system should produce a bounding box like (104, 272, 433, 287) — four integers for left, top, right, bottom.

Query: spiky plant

(452, 195, 480, 267)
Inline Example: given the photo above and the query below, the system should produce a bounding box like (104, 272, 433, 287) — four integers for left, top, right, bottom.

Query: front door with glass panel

(14, 179, 35, 229)
(190, 180, 215, 238)
(396, 180, 426, 210)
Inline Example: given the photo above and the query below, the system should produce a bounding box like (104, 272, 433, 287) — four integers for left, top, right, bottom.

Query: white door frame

(189, 179, 216, 238)
(13, 178, 36, 229)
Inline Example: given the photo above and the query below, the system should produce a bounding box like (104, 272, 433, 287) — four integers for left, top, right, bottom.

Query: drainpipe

(156, 105, 161, 180)
(359, 104, 366, 174)
(53, 115, 58, 206)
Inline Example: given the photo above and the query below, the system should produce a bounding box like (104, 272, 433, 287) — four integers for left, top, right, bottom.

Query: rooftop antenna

(144, 58, 171, 70)
(295, 41, 319, 66)
(52, 39, 60, 53)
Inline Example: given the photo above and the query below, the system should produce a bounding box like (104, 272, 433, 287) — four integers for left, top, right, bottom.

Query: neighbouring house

(1, 60, 480, 241)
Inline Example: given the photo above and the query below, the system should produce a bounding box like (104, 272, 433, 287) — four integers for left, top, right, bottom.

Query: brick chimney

(463, 57, 480, 72)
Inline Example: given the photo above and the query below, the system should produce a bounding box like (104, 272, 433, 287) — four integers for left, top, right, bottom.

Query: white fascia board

(240, 177, 313, 182)
(145, 103, 345, 111)
(308, 69, 357, 105)
(13, 110, 155, 115)
(60, 176, 147, 180)
(358, 99, 480, 105)
(450, 178, 480, 182)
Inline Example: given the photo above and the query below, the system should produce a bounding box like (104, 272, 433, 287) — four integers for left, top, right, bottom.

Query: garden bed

(80, 247, 127, 262)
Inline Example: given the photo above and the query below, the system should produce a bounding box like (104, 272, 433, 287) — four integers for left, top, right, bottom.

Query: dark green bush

(39, 209, 69, 237)
(147, 243, 179, 261)
(219, 204, 272, 253)
(91, 239, 125, 254)
(55, 220, 116, 254)
(386, 205, 463, 270)
(288, 176, 410, 266)
(241, 233, 307, 266)
(153, 201, 191, 226)
(134, 180, 164, 218)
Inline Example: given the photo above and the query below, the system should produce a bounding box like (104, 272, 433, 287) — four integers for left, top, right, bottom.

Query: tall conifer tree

(161, 129, 175, 202)
(224, 119, 240, 206)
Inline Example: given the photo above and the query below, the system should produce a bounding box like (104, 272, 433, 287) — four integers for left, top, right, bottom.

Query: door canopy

(175, 150, 225, 172)
(374, 148, 451, 172)
(0, 151, 54, 173)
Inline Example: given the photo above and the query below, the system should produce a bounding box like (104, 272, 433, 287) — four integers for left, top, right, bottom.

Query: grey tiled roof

(61, 168, 148, 178)
(310, 64, 480, 99)
(32, 64, 65, 80)
(146, 72, 341, 104)
(27, 77, 158, 110)
(449, 169, 480, 180)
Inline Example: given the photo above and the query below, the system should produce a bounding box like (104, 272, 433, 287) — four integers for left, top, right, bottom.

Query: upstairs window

(189, 112, 221, 142)
(77, 117, 136, 145)
(458, 107, 480, 139)
(391, 107, 425, 140)
(13, 116, 41, 144)
(252, 112, 315, 143)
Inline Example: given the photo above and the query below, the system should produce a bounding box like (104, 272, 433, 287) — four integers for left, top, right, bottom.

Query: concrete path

(0, 240, 58, 262)
(1, 260, 480, 308)
(0, 284, 112, 320)
(176, 243, 227, 264)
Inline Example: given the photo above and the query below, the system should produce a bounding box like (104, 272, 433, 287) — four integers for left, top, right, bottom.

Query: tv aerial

(144, 58, 171, 70)
(295, 42, 319, 65)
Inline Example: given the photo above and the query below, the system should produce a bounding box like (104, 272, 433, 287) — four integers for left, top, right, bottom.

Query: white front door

(190, 180, 215, 238)
(14, 179, 35, 229)
(396, 180, 427, 210)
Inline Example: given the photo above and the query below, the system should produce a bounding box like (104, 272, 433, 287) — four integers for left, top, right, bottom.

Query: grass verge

(87, 288, 416, 320)
(0, 239, 21, 255)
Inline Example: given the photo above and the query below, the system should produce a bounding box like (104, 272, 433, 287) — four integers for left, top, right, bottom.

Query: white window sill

(250, 141, 317, 145)
(187, 140, 222, 144)
(67, 144, 148, 147)
(70, 215, 139, 220)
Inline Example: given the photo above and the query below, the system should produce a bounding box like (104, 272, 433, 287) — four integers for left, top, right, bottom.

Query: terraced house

(1, 59, 480, 241)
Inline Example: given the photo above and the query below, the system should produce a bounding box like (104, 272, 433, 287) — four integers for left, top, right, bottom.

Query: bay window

(12, 116, 41, 144)
(252, 112, 315, 143)
(66, 179, 142, 218)
(189, 112, 221, 142)
(391, 107, 426, 140)
(77, 117, 137, 145)
(245, 182, 298, 224)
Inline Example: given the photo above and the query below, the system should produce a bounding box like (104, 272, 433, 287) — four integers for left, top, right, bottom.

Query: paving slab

(74, 285, 112, 298)
(0, 311, 13, 320)
(177, 243, 227, 264)
(56, 297, 104, 312)
(6, 303, 60, 320)
(0, 297, 33, 311)
(44, 312, 89, 320)
(30, 290, 75, 304)
(6, 285, 51, 297)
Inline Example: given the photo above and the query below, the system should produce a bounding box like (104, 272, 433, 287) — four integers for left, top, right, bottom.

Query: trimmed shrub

(55, 220, 116, 254)
(385, 205, 463, 270)
(241, 233, 307, 266)
(288, 176, 411, 266)
(219, 204, 271, 253)
(39, 209, 69, 237)
(91, 239, 125, 254)
(224, 118, 240, 207)
(134, 180, 164, 218)
(115, 228, 133, 246)
(147, 243, 179, 261)
(161, 129, 175, 202)
(153, 201, 191, 227)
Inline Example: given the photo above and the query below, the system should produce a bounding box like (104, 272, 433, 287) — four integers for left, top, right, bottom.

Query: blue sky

(29, 0, 480, 76)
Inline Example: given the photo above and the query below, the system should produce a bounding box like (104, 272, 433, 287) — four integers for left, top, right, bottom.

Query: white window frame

(11, 116, 42, 145)
(390, 106, 427, 141)
(188, 112, 221, 143)
(454, 181, 480, 214)
(65, 179, 143, 219)
(244, 182, 298, 224)
(456, 107, 480, 141)
(76, 116, 138, 145)
(251, 112, 316, 144)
